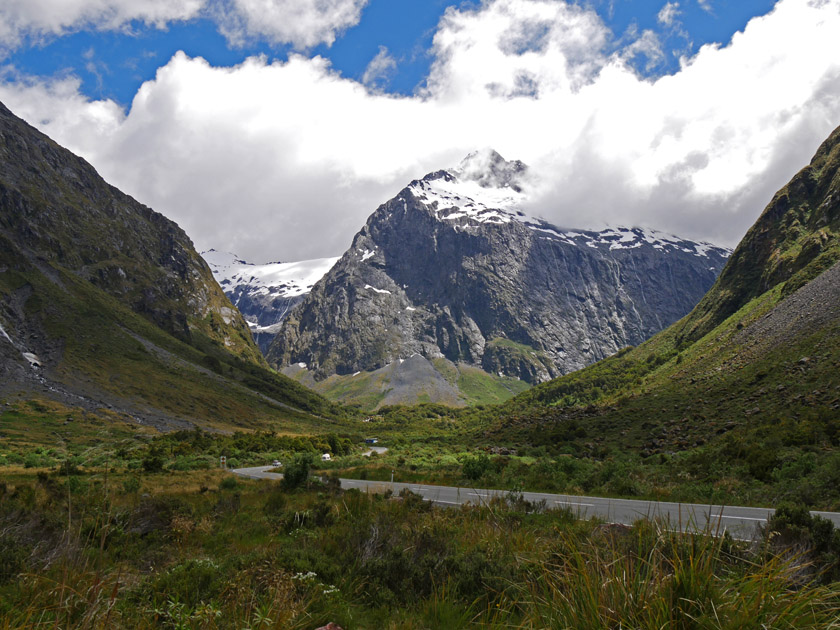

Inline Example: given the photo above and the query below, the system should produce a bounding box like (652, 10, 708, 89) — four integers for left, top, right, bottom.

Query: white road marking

(230, 467, 839, 536)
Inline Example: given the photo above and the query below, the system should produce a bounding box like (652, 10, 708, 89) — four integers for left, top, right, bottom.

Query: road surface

(362, 446, 388, 457)
(232, 465, 840, 540)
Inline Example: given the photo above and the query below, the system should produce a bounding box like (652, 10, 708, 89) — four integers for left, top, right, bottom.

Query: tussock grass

(1, 467, 839, 629)
(506, 521, 840, 629)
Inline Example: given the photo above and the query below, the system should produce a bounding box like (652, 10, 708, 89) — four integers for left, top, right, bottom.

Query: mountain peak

(453, 148, 527, 191)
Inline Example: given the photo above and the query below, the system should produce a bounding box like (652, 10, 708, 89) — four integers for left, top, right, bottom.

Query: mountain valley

(2, 100, 840, 630)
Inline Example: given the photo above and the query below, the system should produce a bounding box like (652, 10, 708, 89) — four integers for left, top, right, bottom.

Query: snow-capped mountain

(267, 150, 731, 407)
(410, 149, 723, 256)
(202, 250, 338, 353)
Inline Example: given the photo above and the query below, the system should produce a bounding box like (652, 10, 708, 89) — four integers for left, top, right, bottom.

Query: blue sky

(0, 0, 837, 262)
(6, 0, 777, 107)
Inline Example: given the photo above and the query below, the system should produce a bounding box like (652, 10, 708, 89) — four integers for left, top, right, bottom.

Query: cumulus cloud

(0, 0, 203, 52)
(211, 0, 369, 49)
(657, 2, 681, 26)
(425, 0, 611, 99)
(0, 0, 369, 54)
(620, 28, 664, 71)
(361, 46, 397, 87)
(1, 0, 839, 262)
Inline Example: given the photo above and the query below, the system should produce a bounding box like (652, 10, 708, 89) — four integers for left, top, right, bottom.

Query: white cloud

(0, 0, 369, 54)
(212, 0, 369, 49)
(698, 0, 714, 13)
(657, 2, 681, 26)
(0, 0, 203, 52)
(1, 0, 839, 263)
(425, 0, 611, 99)
(621, 28, 664, 71)
(362, 46, 397, 86)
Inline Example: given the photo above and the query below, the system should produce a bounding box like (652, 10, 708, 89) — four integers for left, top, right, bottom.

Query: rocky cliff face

(0, 100, 261, 365)
(268, 150, 730, 387)
(202, 250, 338, 354)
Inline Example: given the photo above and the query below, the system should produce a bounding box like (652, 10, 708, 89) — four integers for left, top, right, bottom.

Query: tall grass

(505, 520, 840, 629)
(1, 470, 839, 629)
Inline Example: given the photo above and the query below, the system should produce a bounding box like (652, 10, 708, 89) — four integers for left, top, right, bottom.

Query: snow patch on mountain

(404, 150, 730, 260)
(201, 249, 339, 354)
(365, 285, 392, 295)
(203, 249, 339, 299)
(0, 322, 13, 345)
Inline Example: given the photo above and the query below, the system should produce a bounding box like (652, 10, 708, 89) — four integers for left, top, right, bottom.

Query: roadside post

(220, 455, 227, 470)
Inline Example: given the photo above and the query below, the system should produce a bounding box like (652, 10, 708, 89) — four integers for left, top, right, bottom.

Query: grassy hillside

(464, 124, 840, 508)
(286, 356, 530, 412)
(0, 102, 262, 365)
(0, 237, 353, 432)
(678, 123, 840, 342)
(0, 100, 354, 434)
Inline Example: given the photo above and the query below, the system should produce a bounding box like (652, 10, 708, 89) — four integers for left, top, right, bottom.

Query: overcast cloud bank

(1, 0, 839, 261)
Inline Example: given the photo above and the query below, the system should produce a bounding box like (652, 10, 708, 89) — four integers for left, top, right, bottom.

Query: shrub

(462, 454, 490, 481)
(763, 504, 840, 584)
(56, 459, 82, 476)
(282, 454, 312, 491)
(0, 535, 29, 585)
(746, 446, 779, 482)
(219, 476, 238, 491)
(148, 558, 226, 608)
(142, 449, 165, 473)
(122, 477, 141, 494)
(262, 488, 287, 518)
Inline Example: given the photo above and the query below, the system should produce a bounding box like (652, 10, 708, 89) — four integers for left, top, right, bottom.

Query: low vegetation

(2, 463, 839, 629)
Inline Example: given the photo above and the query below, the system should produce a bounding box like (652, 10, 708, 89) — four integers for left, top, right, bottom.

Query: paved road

(232, 466, 840, 540)
(362, 446, 388, 457)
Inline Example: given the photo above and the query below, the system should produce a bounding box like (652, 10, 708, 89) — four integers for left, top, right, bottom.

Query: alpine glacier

(202, 250, 338, 353)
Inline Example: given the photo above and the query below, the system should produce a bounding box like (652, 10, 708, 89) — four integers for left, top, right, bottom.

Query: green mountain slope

(0, 101, 349, 432)
(483, 123, 840, 508)
(0, 102, 260, 362)
(679, 124, 840, 342)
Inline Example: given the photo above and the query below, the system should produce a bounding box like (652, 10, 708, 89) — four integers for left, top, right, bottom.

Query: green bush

(262, 488, 287, 518)
(122, 477, 141, 494)
(282, 453, 312, 491)
(0, 535, 29, 585)
(219, 476, 238, 491)
(462, 454, 490, 481)
(764, 504, 840, 584)
(142, 448, 165, 473)
(148, 558, 226, 608)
